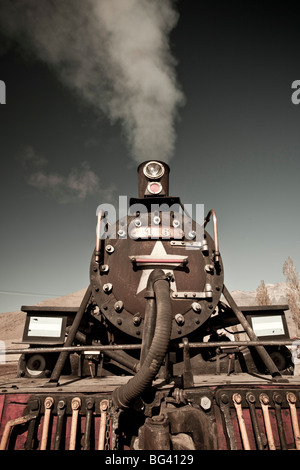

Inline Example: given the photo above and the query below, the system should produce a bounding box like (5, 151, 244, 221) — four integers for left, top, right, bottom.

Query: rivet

(106, 245, 114, 253)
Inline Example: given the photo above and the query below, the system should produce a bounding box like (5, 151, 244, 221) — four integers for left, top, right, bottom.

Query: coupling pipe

(112, 269, 172, 410)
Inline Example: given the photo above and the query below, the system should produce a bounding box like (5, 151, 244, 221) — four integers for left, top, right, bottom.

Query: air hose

(112, 269, 172, 410)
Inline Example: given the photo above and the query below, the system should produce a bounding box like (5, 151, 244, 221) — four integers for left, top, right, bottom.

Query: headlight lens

(143, 161, 164, 179)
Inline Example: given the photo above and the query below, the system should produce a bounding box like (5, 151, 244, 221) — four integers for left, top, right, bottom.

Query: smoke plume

(0, 0, 184, 164)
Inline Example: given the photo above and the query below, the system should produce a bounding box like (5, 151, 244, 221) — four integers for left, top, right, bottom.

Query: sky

(0, 1, 300, 313)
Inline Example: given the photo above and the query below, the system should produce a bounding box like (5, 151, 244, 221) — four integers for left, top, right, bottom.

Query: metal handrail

(0, 339, 296, 356)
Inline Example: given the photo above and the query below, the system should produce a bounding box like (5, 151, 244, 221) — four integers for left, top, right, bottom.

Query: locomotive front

(0, 160, 299, 451)
(90, 160, 223, 349)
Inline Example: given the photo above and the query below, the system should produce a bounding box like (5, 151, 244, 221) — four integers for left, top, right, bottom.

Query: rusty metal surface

(90, 219, 224, 340)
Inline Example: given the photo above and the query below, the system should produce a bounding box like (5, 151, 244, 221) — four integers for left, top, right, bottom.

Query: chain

(104, 412, 110, 450)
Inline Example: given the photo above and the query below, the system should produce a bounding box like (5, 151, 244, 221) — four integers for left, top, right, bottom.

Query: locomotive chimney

(137, 161, 170, 198)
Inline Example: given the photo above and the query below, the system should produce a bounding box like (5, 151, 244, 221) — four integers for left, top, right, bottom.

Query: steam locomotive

(0, 160, 299, 451)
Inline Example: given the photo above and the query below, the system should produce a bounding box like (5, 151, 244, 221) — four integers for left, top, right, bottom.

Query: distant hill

(230, 282, 289, 306)
(0, 283, 297, 360)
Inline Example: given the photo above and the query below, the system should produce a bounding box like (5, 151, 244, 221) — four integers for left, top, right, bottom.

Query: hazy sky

(0, 1, 299, 313)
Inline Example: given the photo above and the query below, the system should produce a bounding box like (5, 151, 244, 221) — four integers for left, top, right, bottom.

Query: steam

(0, 0, 184, 164)
(22, 146, 116, 204)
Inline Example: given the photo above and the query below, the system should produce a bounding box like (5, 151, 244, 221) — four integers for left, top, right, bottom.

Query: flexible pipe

(112, 269, 172, 410)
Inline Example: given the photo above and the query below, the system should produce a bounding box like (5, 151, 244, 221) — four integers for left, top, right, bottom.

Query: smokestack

(137, 161, 170, 198)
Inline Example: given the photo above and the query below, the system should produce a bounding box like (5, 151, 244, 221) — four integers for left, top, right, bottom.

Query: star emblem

(129, 241, 188, 294)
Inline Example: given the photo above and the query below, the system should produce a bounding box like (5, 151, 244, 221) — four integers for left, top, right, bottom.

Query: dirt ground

(0, 362, 18, 380)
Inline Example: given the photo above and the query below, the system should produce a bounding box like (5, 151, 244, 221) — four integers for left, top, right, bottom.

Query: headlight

(143, 161, 165, 179)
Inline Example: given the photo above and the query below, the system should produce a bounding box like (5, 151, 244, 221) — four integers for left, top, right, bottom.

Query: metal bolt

(133, 315, 141, 326)
(204, 264, 214, 273)
(246, 392, 256, 404)
(45, 397, 54, 409)
(106, 245, 114, 253)
(220, 393, 229, 404)
(103, 283, 113, 293)
(57, 400, 65, 410)
(86, 399, 94, 410)
(200, 396, 211, 410)
(175, 313, 184, 325)
(189, 231, 197, 239)
(114, 300, 124, 312)
(100, 399, 109, 412)
(233, 393, 242, 404)
(100, 264, 109, 273)
(192, 302, 202, 313)
(259, 393, 269, 405)
(287, 392, 297, 404)
(273, 393, 283, 405)
(117, 229, 126, 238)
(71, 397, 81, 410)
